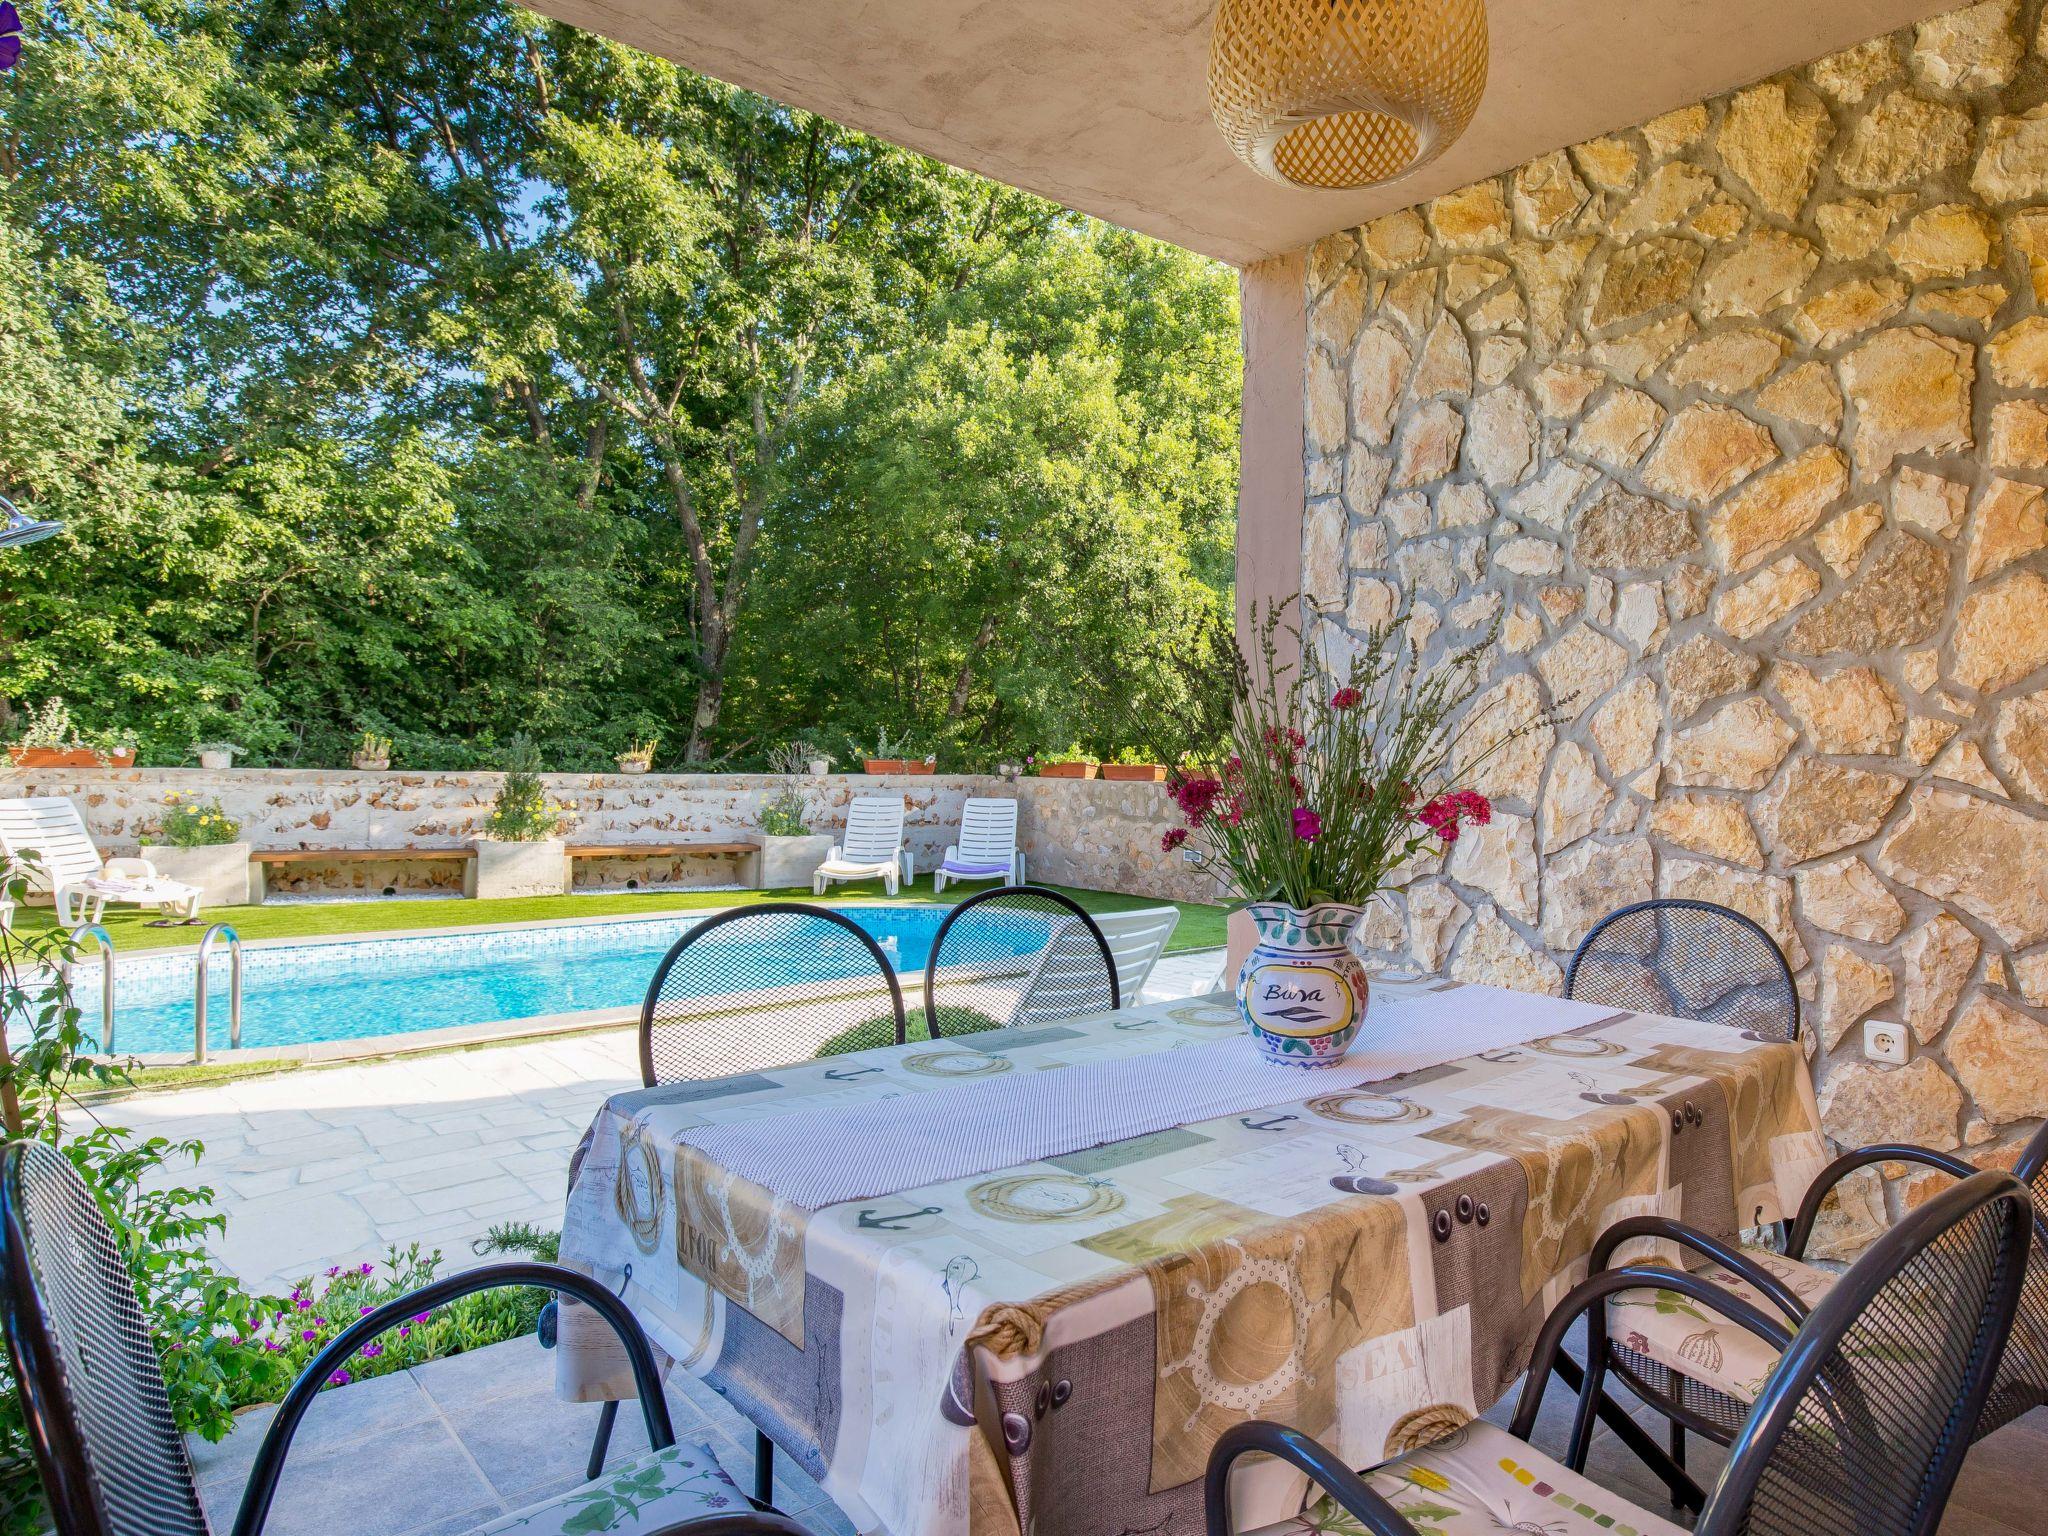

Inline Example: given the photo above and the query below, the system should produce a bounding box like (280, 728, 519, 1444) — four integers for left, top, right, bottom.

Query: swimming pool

(50, 905, 1032, 1058)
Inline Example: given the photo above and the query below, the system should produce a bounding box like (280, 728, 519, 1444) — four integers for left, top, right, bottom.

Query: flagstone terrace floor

(112, 947, 1227, 1291)
(186, 1326, 2047, 1536)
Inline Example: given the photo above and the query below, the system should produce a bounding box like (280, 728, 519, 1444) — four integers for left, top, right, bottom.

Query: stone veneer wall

(0, 768, 1215, 905)
(1299, 0, 2048, 1249)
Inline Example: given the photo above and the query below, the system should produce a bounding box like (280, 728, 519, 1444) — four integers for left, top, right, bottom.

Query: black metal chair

(1565, 898, 1799, 1045)
(1205, 1169, 2034, 1536)
(1549, 1117, 2048, 1506)
(591, 903, 907, 1500)
(640, 902, 907, 1080)
(0, 1140, 744, 1536)
(922, 884, 1118, 1037)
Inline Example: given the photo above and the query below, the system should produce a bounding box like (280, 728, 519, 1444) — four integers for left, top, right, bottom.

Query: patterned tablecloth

(555, 982, 1826, 1536)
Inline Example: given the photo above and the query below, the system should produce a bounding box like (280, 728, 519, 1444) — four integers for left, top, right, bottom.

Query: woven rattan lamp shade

(1209, 0, 1489, 190)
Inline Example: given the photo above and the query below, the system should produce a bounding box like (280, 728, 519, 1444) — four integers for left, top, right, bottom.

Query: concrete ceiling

(522, 0, 1956, 267)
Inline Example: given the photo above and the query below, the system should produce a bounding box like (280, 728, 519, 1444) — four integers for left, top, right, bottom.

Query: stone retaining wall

(0, 767, 1217, 905)
(1296, 0, 2048, 1251)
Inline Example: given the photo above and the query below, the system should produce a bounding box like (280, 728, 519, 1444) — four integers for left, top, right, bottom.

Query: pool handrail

(62, 924, 115, 1053)
(193, 923, 243, 1062)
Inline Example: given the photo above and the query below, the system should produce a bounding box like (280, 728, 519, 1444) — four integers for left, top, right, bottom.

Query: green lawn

(12, 876, 1226, 955)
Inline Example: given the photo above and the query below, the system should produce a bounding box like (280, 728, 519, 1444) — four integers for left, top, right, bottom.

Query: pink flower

(1170, 775, 1224, 826)
(1416, 789, 1492, 844)
(1329, 686, 1362, 710)
(1161, 827, 1189, 852)
(1292, 807, 1323, 843)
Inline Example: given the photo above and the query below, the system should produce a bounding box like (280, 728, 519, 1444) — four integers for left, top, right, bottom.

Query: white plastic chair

(1091, 906, 1182, 1003)
(812, 795, 914, 896)
(932, 798, 1023, 894)
(0, 796, 201, 924)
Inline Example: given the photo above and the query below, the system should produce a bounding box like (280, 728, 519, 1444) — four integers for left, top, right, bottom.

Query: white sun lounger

(932, 798, 1023, 894)
(0, 796, 202, 924)
(1091, 906, 1182, 1004)
(812, 795, 914, 896)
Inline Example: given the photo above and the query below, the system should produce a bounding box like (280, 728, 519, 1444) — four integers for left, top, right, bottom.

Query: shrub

(157, 791, 241, 848)
(485, 735, 571, 841)
(257, 1243, 550, 1392)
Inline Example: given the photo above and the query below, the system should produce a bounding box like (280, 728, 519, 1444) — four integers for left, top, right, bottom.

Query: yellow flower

(1402, 1468, 1452, 1495)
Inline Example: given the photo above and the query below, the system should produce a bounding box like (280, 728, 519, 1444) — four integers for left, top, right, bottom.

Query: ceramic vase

(1235, 901, 1369, 1067)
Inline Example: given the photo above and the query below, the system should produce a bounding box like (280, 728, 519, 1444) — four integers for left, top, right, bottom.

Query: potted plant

(140, 791, 251, 905)
(1039, 745, 1098, 780)
(470, 737, 571, 898)
(615, 735, 658, 775)
(191, 741, 242, 772)
(352, 731, 392, 771)
(855, 727, 933, 775)
(6, 699, 136, 768)
(796, 739, 832, 777)
(1162, 601, 1532, 1068)
(748, 743, 833, 888)
(1101, 748, 1167, 783)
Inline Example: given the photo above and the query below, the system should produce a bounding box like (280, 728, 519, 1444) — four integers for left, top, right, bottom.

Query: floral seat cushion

(1607, 1248, 1839, 1406)
(475, 1438, 746, 1535)
(1249, 1420, 1687, 1536)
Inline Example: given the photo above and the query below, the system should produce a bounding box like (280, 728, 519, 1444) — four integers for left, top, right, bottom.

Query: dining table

(553, 978, 1827, 1536)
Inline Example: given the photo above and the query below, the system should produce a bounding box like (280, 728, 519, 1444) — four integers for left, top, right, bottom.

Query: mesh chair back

(955, 799, 1019, 865)
(1979, 1121, 2048, 1433)
(840, 797, 905, 864)
(1566, 898, 1799, 1044)
(0, 1141, 209, 1536)
(1700, 1169, 2032, 1536)
(640, 904, 906, 1082)
(925, 886, 1118, 1036)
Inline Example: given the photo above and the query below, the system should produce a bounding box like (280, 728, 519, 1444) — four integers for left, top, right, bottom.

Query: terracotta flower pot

(1039, 761, 1098, 780)
(8, 746, 132, 768)
(902, 760, 935, 775)
(863, 758, 907, 774)
(1101, 763, 1166, 782)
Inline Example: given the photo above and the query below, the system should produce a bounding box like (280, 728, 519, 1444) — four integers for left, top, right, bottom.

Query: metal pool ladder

(64, 924, 116, 1053)
(194, 923, 244, 1063)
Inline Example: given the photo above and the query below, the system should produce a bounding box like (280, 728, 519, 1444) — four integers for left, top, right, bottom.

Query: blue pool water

(50, 906, 1017, 1057)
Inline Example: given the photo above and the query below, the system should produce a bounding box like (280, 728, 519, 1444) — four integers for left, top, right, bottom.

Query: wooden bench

(248, 840, 767, 901)
(564, 841, 760, 889)
(250, 846, 474, 903)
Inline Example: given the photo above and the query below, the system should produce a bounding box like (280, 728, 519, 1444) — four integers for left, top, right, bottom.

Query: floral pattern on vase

(1236, 901, 1370, 1067)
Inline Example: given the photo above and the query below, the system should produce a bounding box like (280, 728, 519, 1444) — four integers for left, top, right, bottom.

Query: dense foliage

(0, 0, 1239, 770)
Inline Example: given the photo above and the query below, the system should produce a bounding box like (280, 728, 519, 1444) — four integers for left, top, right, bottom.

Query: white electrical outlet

(1864, 1018, 1910, 1065)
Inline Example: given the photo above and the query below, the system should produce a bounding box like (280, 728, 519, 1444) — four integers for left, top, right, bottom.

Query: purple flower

(397, 1326, 411, 1339)
(326, 1266, 341, 1278)
(411, 1312, 431, 1325)
(358, 1305, 373, 1315)
(328, 1369, 351, 1387)
(1292, 806, 1323, 843)
(300, 1329, 317, 1342)
(358, 1262, 374, 1275)
(361, 1342, 384, 1359)
(0, 4, 21, 73)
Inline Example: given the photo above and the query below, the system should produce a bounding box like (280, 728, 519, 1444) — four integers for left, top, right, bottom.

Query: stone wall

(1299, 0, 2048, 1248)
(0, 767, 1215, 905)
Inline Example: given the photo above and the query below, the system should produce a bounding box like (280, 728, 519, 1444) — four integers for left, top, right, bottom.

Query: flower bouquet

(1164, 601, 1521, 1065)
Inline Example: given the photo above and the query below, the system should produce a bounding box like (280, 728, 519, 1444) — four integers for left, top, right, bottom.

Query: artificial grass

(10, 876, 1227, 955)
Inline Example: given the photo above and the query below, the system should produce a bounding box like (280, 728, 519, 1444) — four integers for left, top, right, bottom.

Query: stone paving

(187, 1325, 2045, 1536)
(114, 947, 1226, 1291)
